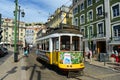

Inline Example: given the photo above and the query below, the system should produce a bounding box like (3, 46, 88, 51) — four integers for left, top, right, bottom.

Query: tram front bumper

(58, 63, 85, 70)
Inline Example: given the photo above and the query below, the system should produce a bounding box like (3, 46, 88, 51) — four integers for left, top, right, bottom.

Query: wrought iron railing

(112, 36, 120, 41)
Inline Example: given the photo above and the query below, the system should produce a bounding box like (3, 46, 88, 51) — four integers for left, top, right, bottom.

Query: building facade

(1, 18, 26, 47)
(109, 0, 120, 56)
(45, 5, 72, 28)
(25, 23, 43, 46)
(72, 0, 120, 57)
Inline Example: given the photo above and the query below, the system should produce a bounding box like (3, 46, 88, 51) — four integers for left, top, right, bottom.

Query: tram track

(83, 74, 101, 80)
(27, 52, 67, 80)
(70, 72, 120, 80)
(29, 51, 98, 80)
(67, 74, 101, 80)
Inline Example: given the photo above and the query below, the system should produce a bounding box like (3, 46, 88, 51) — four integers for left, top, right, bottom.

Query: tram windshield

(61, 36, 80, 51)
(61, 36, 70, 50)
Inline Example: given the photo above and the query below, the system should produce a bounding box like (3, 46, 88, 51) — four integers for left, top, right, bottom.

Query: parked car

(0, 47, 8, 55)
(0, 49, 4, 57)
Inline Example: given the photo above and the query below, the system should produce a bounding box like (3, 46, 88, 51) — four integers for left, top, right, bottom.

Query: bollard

(14, 52, 18, 62)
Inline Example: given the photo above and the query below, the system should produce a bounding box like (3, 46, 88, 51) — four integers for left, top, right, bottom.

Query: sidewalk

(85, 57, 120, 72)
(0, 48, 28, 80)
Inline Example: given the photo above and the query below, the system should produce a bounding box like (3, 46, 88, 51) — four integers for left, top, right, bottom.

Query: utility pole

(14, 0, 18, 62)
(88, 14, 91, 50)
(0, 13, 3, 43)
(16, 6, 20, 54)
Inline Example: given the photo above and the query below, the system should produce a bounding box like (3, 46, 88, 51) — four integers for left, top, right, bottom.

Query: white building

(25, 23, 43, 46)
(1, 18, 26, 47)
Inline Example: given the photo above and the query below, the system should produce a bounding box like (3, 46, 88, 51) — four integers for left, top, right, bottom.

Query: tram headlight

(67, 65, 72, 67)
(70, 65, 72, 67)
(80, 63, 84, 67)
(67, 65, 69, 67)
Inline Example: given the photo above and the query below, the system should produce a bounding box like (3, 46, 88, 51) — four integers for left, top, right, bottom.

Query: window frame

(87, 10, 93, 22)
(112, 23, 120, 37)
(96, 4, 104, 18)
(80, 14, 85, 24)
(111, 2, 120, 19)
(80, 2, 84, 12)
(87, 25, 93, 38)
(73, 6, 78, 15)
(88, 25, 93, 37)
(81, 28, 85, 36)
(97, 22, 104, 36)
(87, 0, 93, 7)
(74, 17, 78, 26)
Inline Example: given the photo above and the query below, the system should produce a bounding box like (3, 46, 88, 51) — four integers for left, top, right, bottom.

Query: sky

(0, 0, 72, 23)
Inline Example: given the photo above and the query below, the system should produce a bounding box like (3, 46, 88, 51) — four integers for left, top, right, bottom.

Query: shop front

(109, 43, 120, 63)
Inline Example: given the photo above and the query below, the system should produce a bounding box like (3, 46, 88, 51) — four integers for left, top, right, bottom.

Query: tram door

(52, 37, 59, 65)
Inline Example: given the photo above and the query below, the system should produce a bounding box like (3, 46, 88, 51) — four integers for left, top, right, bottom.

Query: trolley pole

(14, 0, 18, 62)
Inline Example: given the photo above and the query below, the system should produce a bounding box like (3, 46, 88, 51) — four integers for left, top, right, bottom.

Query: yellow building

(45, 5, 72, 28)
(1, 18, 26, 47)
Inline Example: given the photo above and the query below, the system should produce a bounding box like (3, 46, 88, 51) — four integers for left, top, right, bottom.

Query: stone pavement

(85, 57, 120, 72)
(0, 48, 28, 80)
(0, 48, 120, 80)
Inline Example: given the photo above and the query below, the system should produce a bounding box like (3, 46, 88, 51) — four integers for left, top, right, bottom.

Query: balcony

(83, 33, 106, 41)
(112, 37, 120, 41)
(97, 33, 105, 38)
(111, 36, 120, 42)
(110, 36, 120, 45)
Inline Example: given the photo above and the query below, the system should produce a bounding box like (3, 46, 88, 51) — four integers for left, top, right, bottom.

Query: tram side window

(44, 42, 45, 50)
(41, 40, 45, 50)
(42, 43, 44, 50)
(61, 36, 70, 51)
(45, 40, 49, 51)
(53, 38, 59, 50)
(40, 39, 49, 51)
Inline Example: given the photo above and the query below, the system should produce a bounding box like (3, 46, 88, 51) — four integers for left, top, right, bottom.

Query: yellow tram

(36, 25, 85, 76)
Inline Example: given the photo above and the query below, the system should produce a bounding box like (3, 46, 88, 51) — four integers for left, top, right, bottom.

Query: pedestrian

(89, 49, 92, 64)
(24, 46, 28, 57)
(36, 49, 39, 55)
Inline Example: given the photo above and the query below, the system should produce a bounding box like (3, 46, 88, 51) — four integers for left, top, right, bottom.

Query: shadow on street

(0, 66, 17, 80)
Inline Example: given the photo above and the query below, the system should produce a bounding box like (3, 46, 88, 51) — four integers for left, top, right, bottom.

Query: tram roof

(37, 27, 83, 41)
(47, 24, 82, 34)
(50, 28, 81, 34)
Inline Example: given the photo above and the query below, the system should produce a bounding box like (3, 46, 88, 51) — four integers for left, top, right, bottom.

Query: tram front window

(72, 36, 80, 51)
(61, 36, 70, 51)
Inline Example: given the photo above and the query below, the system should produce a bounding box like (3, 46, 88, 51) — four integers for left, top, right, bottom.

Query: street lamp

(14, 0, 18, 62)
(14, 0, 25, 62)
(17, 6, 25, 54)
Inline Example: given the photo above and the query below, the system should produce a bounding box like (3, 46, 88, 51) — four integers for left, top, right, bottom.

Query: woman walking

(24, 46, 28, 57)
(89, 49, 92, 64)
